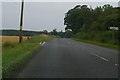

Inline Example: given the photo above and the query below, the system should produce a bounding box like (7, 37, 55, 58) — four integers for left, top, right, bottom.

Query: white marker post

(109, 26, 118, 44)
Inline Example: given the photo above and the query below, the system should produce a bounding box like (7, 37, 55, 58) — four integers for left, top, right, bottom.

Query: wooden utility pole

(19, 0, 24, 43)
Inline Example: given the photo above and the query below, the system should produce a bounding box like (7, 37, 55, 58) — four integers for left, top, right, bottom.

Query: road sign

(109, 27, 118, 30)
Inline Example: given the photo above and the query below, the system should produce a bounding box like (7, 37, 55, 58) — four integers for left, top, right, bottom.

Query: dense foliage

(64, 4, 120, 45)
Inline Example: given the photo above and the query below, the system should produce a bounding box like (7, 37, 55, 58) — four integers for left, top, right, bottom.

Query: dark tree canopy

(64, 4, 119, 34)
(64, 4, 119, 45)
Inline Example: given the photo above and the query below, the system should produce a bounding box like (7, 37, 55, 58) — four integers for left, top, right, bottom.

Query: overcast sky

(2, 2, 118, 32)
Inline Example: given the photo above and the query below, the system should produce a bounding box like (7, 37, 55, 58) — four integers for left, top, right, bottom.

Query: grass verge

(73, 38, 120, 50)
(2, 35, 56, 78)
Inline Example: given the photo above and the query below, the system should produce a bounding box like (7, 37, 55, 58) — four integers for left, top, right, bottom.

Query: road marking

(40, 42, 42, 45)
(115, 64, 119, 66)
(43, 42, 45, 45)
(90, 52, 119, 67)
(41, 42, 45, 46)
(90, 53, 109, 62)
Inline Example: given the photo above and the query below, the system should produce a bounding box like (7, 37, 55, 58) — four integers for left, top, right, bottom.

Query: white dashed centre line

(90, 53, 109, 62)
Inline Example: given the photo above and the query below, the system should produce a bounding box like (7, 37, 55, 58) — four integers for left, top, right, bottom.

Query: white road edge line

(90, 53, 109, 62)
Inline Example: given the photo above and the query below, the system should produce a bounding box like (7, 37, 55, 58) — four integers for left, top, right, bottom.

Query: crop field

(0, 36, 31, 43)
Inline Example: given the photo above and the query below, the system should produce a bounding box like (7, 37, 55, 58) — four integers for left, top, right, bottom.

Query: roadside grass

(2, 35, 56, 78)
(73, 38, 120, 50)
(2, 42, 18, 49)
(2, 43, 40, 77)
(29, 35, 55, 43)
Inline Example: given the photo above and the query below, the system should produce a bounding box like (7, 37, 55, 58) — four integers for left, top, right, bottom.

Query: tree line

(1, 29, 73, 38)
(1, 30, 45, 36)
(64, 4, 120, 45)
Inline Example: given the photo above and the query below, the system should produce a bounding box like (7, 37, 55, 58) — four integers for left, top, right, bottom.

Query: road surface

(16, 38, 118, 78)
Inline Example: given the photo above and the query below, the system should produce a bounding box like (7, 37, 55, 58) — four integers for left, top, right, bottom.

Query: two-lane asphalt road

(16, 38, 118, 78)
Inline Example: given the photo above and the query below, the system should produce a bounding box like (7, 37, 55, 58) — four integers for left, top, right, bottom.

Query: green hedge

(74, 31, 118, 45)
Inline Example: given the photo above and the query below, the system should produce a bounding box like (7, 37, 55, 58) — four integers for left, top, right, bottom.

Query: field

(0, 36, 31, 43)
(2, 35, 56, 78)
